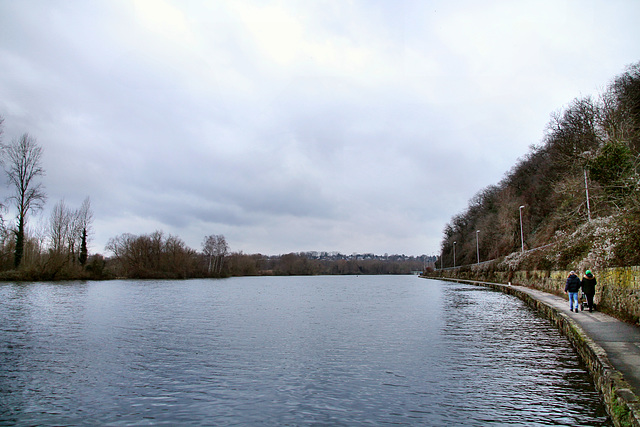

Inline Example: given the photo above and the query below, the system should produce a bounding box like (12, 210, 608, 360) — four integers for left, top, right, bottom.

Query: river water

(1, 275, 610, 425)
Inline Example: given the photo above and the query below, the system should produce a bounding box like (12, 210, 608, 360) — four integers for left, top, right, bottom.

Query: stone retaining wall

(437, 277, 640, 427)
(432, 266, 640, 324)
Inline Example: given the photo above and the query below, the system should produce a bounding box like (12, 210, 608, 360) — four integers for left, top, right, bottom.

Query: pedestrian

(581, 270, 597, 312)
(565, 271, 581, 312)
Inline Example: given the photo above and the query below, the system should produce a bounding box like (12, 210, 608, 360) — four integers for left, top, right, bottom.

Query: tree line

(438, 62, 640, 271)
(0, 116, 428, 280)
(75, 228, 429, 278)
(0, 122, 97, 280)
(104, 233, 427, 279)
(225, 252, 429, 276)
(104, 232, 229, 279)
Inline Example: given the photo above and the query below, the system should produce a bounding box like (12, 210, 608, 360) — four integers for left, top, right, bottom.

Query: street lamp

(519, 205, 525, 252)
(453, 241, 457, 268)
(584, 169, 592, 222)
(476, 230, 480, 264)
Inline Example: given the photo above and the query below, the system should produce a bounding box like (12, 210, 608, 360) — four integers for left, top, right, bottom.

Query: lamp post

(453, 241, 456, 268)
(519, 205, 525, 252)
(476, 230, 480, 264)
(584, 169, 592, 222)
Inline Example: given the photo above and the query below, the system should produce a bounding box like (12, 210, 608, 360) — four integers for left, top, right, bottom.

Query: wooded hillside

(438, 62, 640, 272)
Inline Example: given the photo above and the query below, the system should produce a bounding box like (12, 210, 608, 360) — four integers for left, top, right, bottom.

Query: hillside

(437, 62, 640, 271)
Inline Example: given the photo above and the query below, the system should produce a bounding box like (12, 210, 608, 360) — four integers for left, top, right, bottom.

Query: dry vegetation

(439, 62, 640, 271)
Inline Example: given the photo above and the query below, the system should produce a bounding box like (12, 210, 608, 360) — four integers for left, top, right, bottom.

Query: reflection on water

(0, 276, 610, 425)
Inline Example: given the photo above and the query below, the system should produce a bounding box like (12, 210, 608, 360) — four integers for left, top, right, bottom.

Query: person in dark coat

(581, 270, 597, 312)
(564, 271, 581, 312)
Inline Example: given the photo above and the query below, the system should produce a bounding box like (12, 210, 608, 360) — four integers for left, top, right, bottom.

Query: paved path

(516, 285, 640, 396)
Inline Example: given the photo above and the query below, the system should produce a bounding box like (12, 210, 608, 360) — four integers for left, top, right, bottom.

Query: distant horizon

(95, 239, 437, 259)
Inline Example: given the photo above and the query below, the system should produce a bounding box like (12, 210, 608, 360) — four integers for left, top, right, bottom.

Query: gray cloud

(1, 0, 639, 256)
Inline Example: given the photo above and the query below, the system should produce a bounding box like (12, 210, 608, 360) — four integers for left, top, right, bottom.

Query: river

(0, 275, 610, 425)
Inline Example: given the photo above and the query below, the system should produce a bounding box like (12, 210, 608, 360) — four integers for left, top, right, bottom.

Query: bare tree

(202, 234, 228, 274)
(49, 199, 72, 254)
(3, 134, 46, 267)
(213, 235, 229, 274)
(202, 234, 216, 274)
(48, 197, 93, 267)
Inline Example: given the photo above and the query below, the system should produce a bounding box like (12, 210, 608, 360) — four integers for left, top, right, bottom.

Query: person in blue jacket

(564, 271, 581, 312)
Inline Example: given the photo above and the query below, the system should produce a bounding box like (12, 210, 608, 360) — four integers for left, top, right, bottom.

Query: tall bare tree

(3, 133, 46, 267)
(202, 235, 216, 273)
(213, 235, 228, 274)
(49, 199, 71, 254)
(202, 234, 228, 274)
(48, 197, 93, 267)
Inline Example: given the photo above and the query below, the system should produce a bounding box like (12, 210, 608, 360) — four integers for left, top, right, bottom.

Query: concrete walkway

(430, 277, 640, 426)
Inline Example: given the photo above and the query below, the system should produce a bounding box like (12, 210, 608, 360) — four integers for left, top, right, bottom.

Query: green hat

(586, 270, 592, 275)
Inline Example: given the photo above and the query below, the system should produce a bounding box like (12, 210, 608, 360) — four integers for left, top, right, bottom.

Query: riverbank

(424, 276, 640, 427)
(429, 266, 640, 325)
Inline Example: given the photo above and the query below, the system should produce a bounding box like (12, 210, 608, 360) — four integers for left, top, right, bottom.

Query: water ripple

(1, 277, 611, 425)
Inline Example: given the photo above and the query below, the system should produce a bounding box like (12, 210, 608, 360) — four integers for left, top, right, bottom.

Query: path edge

(431, 276, 640, 427)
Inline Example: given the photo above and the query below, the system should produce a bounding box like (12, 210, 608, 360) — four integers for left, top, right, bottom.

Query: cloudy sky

(0, 0, 639, 257)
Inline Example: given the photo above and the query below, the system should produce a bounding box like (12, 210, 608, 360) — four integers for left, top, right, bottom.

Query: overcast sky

(1, 0, 639, 257)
